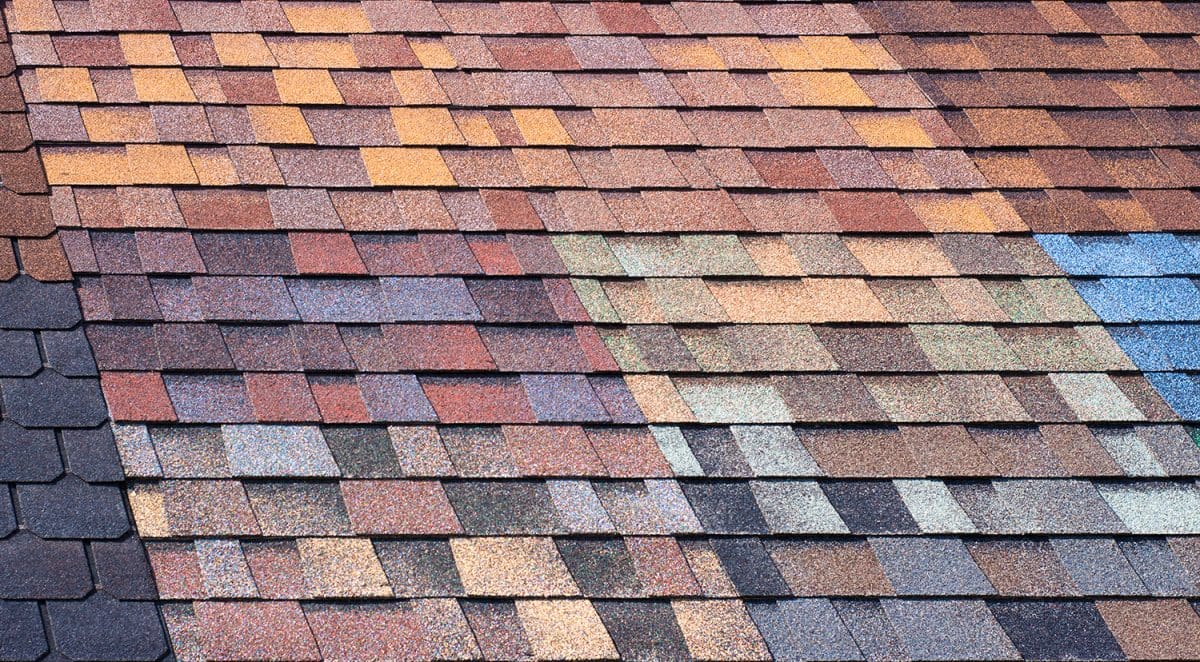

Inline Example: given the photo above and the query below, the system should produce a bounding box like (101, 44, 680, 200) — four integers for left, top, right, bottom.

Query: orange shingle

(119, 33, 180, 65)
(36, 68, 97, 102)
(283, 3, 373, 33)
(42, 147, 131, 185)
(361, 147, 456, 186)
(130, 68, 197, 102)
(274, 69, 344, 104)
(127, 145, 200, 185)
(211, 33, 278, 67)
(391, 108, 465, 145)
(248, 106, 316, 144)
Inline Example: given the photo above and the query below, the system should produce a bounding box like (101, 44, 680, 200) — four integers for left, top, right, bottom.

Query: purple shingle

(522, 374, 609, 422)
(381, 277, 481, 321)
(357, 374, 437, 422)
(286, 278, 389, 323)
(164, 374, 253, 423)
(194, 276, 299, 321)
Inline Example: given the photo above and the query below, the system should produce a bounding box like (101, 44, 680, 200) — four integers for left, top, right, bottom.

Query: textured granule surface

(4, 1, 1200, 660)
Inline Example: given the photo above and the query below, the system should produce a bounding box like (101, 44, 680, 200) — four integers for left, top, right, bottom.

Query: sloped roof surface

(4, 0, 1200, 660)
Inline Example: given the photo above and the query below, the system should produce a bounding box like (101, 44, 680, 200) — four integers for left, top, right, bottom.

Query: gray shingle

(871, 537, 994, 596)
(749, 599, 863, 661)
(0, 371, 108, 428)
(16, 476, 129, 539)
(751, 480, 847, 534)
(444, 480, 563, 535)
(1098, 481, 1200, 534)
(882, 599, 1018, 661)
(1118, 538, 1197, 596)
(0, 329, 39, 376)
(0, 600, 47, 661)
(41, 328, 98, 377)
(47, 593, 167, 662)
(711, 537, 789, 597)
(223, 425, 339, 477)
(0, 532, 91, 599)
(594, 601, 690, 662)
(0, 420, 62, 482)
(0, 276, 81, 330)
(1052, 538, 1146, 595)
(832, 599, 908, 662)
(988, 600, 1123, 661)
(821, 480, 918, 534)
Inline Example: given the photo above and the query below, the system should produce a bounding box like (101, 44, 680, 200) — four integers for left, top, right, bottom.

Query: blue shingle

(1102, 277, 1200, 322)
(1133, 233, 1200, 275)
(1076, 235, 1157, 276)
(1146, 372, 1200, 420)
(1034, 234, 1094, 275)
(1107, 326, 1173, 371)
(1070, 279, 1129, 323)
(1142, 324, 1200, 370)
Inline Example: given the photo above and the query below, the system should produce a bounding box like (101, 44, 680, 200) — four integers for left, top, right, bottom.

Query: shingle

(0, 420, 62, 482)
(444, 480, 562, 535)
(680, 481, 768, 534)
(92, 537, 157, 600)
(751, 480, 847, 534)
(547, 480, 614, 533)
(0, 371, 108, 428)
(989, 600, 1123, 661)
(322, 427, 400, 478)
(672, 599, 771, 661)
(16, 475, 129, 539)
(342, 480, 461, 535)
(1097, 481, 1200, 534)
(1052, 538, 1146, 596)
(195, 538, 257, 599)
(0, 532, 91, 599)
(748, 599, 863, 662)
(710, 538, 789, 597)
(1118, 538, 1196, 596)
(296, 537, 392, 598)
(594, 600, 691, 662)
(47, 593, 167, 662)
(882, 599, 1019, 661)
(557, 538, 643, 598)
(821, 480, 919, 534)
(0, 600, 47, 661)
(0, 329, 39, 376)
(0, 276, 81, 329)
(41, 328, 98, 377)
(244, 481, 352, 537)
(871, 537, 994, 596)
(222, 425, 338, 477)
(382, 277, 481, 321)
(451, 537, 578, 597)
(833, 599, 909, 662)
(375, 540, 463, 597)
(288, 278, 390, 323)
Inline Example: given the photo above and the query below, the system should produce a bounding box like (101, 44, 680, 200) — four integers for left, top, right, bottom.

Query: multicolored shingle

(5, 0, 1200, 659)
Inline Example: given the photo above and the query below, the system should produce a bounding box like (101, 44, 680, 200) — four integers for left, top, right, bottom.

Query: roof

(3, 0, 1200, 660)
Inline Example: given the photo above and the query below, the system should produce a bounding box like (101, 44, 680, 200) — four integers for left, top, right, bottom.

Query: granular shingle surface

(6, 0, 1200, 659)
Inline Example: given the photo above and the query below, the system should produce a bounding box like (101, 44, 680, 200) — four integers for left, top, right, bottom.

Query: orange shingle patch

(80, 107, 156, 143)
(130, 68, 197, 102)
(211, 33, 278, 67)
(248, 106, 316, 144)
(42, 147, 131, 185)
(274, 69, 344, 104)
(391, 108, 465, 145)
(127, 145, 200, 185)
(511, 109, 573, 146)
(36, 67, 97, 102)
(119, 33, 179, 65)
(361, 147, 456, 186)
(409, 38, 458, 69)
(283, 3, 373, 33)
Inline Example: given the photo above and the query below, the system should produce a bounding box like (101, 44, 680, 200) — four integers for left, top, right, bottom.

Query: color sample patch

(1038, 233, 1200, 419)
